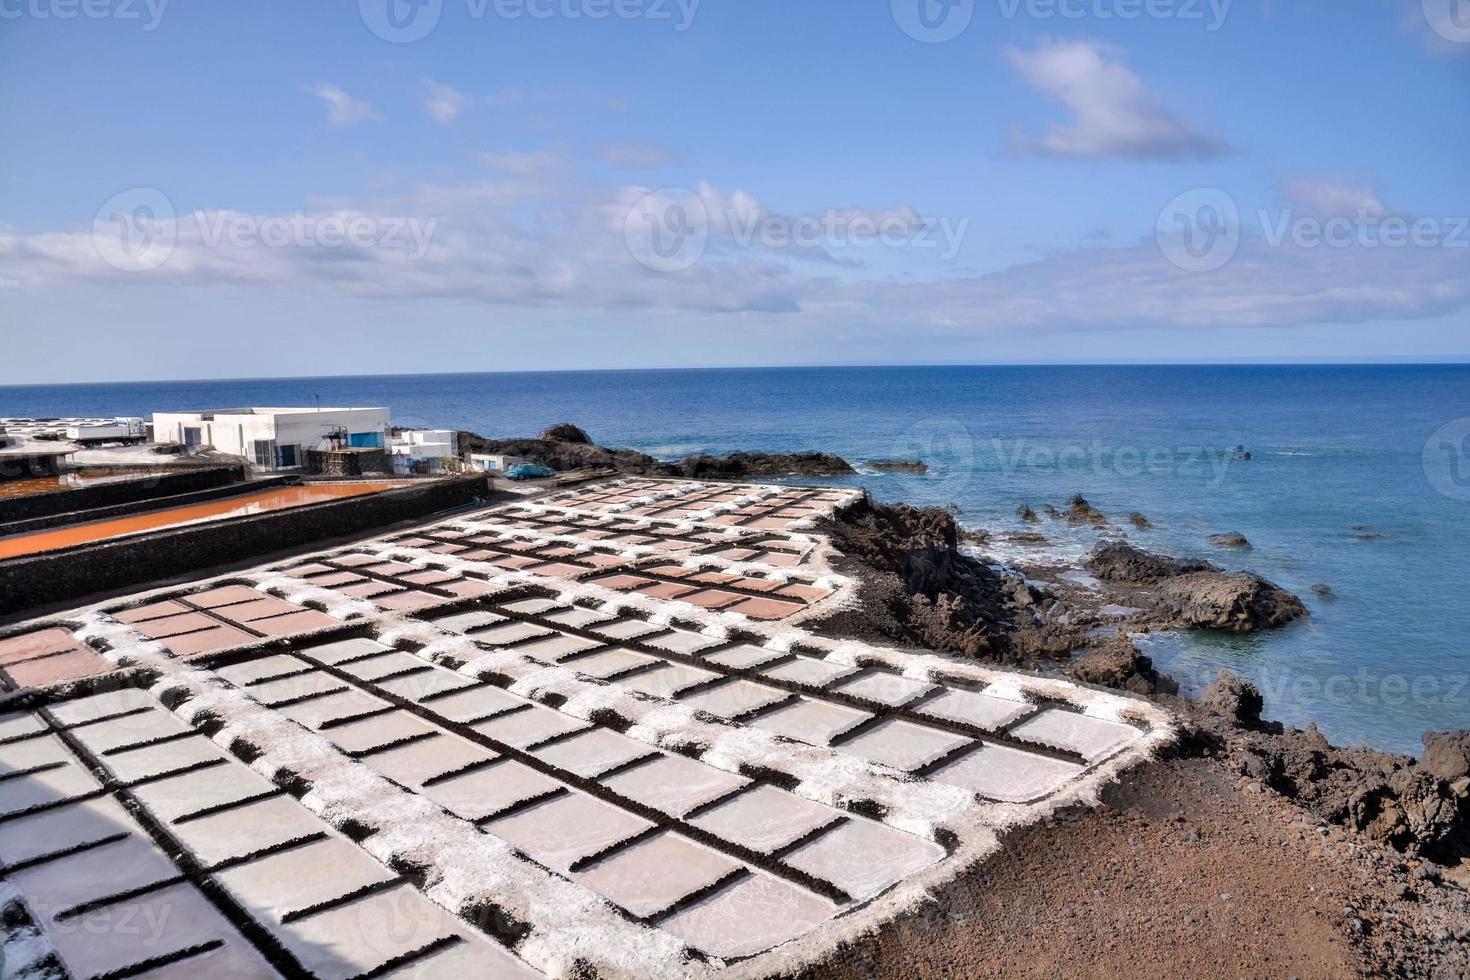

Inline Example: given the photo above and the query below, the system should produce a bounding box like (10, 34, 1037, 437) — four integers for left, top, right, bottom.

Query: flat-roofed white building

(467, 452, 534, 473)
(151, 407, 390, 471)
(390, 429, 458, 460)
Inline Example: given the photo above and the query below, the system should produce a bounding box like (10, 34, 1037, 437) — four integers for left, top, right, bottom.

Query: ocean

(3, 364, 1466, 756)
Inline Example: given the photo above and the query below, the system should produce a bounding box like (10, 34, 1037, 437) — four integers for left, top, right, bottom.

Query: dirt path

(807, 756, 1468, 979)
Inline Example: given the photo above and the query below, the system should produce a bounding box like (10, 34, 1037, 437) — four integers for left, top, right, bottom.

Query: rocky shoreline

(808, 491, 1468, 972)
(461, 424, 855, 479)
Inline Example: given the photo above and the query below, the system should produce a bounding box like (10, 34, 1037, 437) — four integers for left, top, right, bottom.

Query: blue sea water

(2, 365, 1466, 756)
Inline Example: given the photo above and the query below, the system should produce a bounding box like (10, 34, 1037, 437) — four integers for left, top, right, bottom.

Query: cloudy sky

(1, 0, 1467, 384)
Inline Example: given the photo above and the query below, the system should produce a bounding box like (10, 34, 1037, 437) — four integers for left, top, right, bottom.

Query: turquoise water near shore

(3, 365, 1466, 755)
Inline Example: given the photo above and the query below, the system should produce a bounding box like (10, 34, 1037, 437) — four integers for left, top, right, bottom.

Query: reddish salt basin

(0, 483, 401, 559)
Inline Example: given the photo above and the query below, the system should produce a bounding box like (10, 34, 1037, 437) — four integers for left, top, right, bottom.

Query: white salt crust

(8, 477, 1176, 979)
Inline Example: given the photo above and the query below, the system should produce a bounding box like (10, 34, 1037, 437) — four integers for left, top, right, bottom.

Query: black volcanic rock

(1208, 532, 1252, 550)
(1087, 542, 1305, 633)
(1201, 669, 1265, 726)
(1154, 571, 1308, 632)
(539, 423, 591, 444)
(869, 458, 928, 473)
(807, 496, 1085, 663)
(1423, 731, 1470, 782)
(1070, 636, 1175, 696)
(1087, 542, 1215, 584)
(461, 428, 853, 479)
(1064, 495, 1108, 527)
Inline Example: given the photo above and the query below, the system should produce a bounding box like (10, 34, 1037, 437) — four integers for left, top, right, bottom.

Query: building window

(347, 432, 383, 449)
(277, 444, 299, 468)
(183, 427, 202, 449)
(253, 440, 274, 468)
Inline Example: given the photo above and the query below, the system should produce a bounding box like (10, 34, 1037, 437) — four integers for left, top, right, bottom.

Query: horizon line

(3, 357, 1469, 390)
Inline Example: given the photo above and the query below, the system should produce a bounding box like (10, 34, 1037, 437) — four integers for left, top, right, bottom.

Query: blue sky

(1, 0, 1467, 383)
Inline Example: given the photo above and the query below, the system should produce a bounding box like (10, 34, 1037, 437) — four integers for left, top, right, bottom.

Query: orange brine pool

(0, 482, 402, 559)
(0, 468, 175, 501)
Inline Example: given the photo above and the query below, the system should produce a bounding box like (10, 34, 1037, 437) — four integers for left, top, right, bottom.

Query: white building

(467, 452, 534, 473)
(390, 429, 458, 460)
(151, 407, 391, 471)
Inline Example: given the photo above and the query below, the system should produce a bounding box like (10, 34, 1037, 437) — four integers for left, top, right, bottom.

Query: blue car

(505, 463, 556, 481)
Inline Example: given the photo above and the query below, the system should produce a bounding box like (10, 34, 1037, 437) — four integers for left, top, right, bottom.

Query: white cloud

(1007, 40, 1230, 161)
(308, 83, 380, 127)
(599, 141, 679, 168)
(423, 80, 468, 125)
(1281, 177, 1388, 218)
(3, 174, 1465, 337)
(854, 237, 1469, 332)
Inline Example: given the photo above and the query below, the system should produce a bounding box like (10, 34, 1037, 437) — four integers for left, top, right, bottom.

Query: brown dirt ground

(805, 756, 1469, 979)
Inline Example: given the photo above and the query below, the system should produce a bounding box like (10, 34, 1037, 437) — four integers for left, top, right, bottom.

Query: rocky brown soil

(461, 424, 854, 478)
(1184, 671, 1470, 865)
(809, 497, 1080, 663)
(808, 492, 1469, 973)
(804, 754, 1470, 980)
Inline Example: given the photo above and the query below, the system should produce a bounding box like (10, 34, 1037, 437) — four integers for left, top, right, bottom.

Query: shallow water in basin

(0, 482, 400, 559)
(0, 468, 172, 501)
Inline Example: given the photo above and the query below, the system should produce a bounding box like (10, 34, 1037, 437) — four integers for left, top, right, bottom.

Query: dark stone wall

(0, 476, 491, 619)
(0, 465, 244, 524)
(305, 448, 389, 477)
(1, 476, 294, 537)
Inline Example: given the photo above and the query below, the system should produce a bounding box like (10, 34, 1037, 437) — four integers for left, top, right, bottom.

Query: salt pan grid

(0, 478, 1174, 978)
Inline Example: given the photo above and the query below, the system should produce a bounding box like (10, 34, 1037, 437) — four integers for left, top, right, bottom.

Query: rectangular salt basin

(1009, 708, 1141, 761)
(483, 791, 653, 873)
(837, 718, 972, 773)
(933, 741, 1085, 802)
